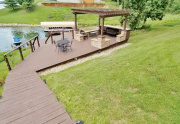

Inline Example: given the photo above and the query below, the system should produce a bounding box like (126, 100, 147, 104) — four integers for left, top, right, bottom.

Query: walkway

(0, 33, 127, 124)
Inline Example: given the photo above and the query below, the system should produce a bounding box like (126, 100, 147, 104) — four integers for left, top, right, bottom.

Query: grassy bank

(0, 5, 120, 26)
(41, 16, 180, 123)
(0, 86, 3, 96)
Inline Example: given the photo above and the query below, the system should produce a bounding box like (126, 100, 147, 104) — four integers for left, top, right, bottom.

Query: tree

(112, 0, 169, 30)
(4, 0, 18, 10)
(22, 0, 34, 10)
(17, 0, 24, 5)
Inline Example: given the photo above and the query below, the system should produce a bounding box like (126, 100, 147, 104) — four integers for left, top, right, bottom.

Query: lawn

(0, 86, 3, 96)
(0, 5, 120, 26)
(41, 15, 180, 123)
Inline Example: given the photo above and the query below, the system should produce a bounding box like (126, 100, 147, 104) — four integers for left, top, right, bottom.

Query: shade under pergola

(71, 8, 131, 36)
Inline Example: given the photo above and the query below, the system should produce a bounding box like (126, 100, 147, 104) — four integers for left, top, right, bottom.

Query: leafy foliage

(167, 0, 180, 14)
(112, 0, 169, 30)
(22, 0, 34, 10)
(4, 0, 18, 10)
(17, 0, 24, 5)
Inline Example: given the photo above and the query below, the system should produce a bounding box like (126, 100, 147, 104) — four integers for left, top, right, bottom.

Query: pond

(0, 27, 46, 52)
(0, 4, 5, 10)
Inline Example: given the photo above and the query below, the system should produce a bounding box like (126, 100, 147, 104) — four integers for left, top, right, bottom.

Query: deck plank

(0, 94, 57, 120)
(28, 108, 67, 124)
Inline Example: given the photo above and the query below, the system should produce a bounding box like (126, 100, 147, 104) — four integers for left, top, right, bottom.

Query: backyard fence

(4, 35, 40, 71)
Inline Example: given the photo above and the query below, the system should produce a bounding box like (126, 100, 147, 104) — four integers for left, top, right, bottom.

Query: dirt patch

(128, 87, 139, 92)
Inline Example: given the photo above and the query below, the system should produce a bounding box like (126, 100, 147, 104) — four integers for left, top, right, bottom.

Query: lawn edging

(0, 23, 40, 27)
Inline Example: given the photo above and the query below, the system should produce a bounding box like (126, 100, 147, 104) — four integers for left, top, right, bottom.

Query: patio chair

(55, 40, 63, 52)
(66, 39, 73, 51)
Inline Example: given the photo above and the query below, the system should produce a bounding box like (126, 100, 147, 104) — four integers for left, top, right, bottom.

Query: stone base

(91, 36, 110, 49)
(116, 31, 126, 42)
(74, 34, 84, 41)
(116, 36, 126, 42)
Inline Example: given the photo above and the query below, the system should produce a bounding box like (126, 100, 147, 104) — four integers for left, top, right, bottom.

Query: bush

(171, 2, 180, 14)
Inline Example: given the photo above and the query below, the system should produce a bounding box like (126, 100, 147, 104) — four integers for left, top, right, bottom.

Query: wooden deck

(0, 32, 128, 124)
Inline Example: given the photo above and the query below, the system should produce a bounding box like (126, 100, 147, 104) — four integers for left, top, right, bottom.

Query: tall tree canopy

(4, 0, 18, 10)
(4, 0, 34, 10)
(112, 0, 169, 29)
(22, 0, 34, 10)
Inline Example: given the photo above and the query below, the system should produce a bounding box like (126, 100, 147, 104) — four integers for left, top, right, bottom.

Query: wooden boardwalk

(0, 32, 127, 124)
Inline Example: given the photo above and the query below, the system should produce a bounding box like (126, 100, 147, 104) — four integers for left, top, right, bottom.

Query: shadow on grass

(8, 7, 23, 13)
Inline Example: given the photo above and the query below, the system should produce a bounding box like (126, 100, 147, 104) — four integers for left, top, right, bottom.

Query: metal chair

(66, 39, 73, 51)
(55, 40, 63, 52)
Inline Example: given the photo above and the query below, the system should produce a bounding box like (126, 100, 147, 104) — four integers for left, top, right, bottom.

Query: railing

(4, 35, 40, 71)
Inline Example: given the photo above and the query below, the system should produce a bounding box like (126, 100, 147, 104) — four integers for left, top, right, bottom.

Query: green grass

(41, 16, 180, 123)
(0, 86, 3, 96)
(0, 4, 122, 26)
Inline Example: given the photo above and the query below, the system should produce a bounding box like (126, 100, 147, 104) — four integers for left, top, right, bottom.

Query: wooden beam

(101, 17, 104, 36)
(45, 35, 50, 44)
(99, 16, 101, 26)
(63, 31, 64, 40)
(72, 30, 74, 39)
(74, 14, 78, 31)
(29, 40, 34, 52)
(50, 34, 53, 44)
(4, 55, 11, 71)
(19, 47, 24, 60)
(37, 36, 40, 47)
(124, 16, 128, 30)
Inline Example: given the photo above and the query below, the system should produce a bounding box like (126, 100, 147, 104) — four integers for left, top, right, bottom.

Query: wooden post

(32, 38, 36, 51)
(99, 16, 101, 26)
(62, 30, 64, 40)
(29, 40, 34, 52)
(45, 35, 50, 44)
(101, 17, 104, 36)
(74, 14, 78, 31)
(50, 34, 53, 44)
(37, 36, 40, 47)
(72, 30, 74, 39)
(4, 55, 11, 71)
(19, 47, 24, 60)
(124, 16, 128, 30)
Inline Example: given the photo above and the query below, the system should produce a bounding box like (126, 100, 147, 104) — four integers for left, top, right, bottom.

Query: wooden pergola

(71, 9, 131, 36)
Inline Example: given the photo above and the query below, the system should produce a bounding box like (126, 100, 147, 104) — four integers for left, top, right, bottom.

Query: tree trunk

(142, 18, 147, 29)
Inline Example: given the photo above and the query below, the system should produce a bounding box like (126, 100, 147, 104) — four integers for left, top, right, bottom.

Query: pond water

(0, 4, 5, 10)
(0, 27, 46, 52)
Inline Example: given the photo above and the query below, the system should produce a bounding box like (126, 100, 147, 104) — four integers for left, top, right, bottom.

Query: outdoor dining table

(57, 39, 70, 52)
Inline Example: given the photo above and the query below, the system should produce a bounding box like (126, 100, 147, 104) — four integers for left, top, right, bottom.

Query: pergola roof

(72, 9, 131, 17)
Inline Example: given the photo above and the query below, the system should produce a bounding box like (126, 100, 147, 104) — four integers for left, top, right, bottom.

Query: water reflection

(0, 27, 46, 52)
(0, 4, 5, 10)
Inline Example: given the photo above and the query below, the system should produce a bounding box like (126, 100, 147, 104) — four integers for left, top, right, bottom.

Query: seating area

(55, 38, 73, 52)
(41, 9, 131, 51)
(72, 9, 131, 49)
